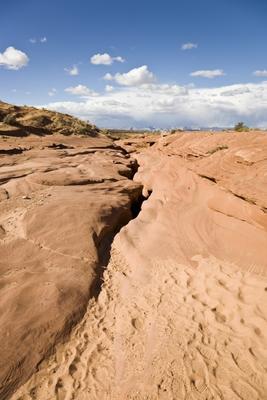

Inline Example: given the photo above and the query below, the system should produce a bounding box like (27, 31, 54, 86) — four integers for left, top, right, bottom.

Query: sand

(10, 253, 267, 400)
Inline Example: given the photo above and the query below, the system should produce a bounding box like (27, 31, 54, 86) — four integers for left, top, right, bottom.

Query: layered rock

(118, 130, 267, 273)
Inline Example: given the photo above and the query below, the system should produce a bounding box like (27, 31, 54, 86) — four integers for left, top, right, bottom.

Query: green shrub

(234, 122, 249, 132)
(206, 145, 228, 155)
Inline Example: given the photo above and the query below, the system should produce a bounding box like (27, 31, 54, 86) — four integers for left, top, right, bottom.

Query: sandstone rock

(0, 132, 142, 398)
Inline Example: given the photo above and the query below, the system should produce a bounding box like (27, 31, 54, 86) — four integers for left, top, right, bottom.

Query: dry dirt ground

(1, 128, 267, 400)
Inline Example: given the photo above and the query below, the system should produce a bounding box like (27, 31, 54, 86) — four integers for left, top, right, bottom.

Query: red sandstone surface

(1, 103, 267, 399)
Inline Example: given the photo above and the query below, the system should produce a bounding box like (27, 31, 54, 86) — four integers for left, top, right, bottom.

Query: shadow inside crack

(90, 190, 151, 298)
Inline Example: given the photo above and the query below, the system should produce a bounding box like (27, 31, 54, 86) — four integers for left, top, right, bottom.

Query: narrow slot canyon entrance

(90, 170, 152, 299)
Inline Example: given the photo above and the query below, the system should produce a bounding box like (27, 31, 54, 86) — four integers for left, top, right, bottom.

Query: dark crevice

(118, 159, 139, 179)
(128, 159, 139, 176)
(198, 174, 217, 183)
(198, 174, 259, 207)
(0, 147, 27, 155)
(186, 153, 203, 160)
(0, 173, 33, 185)
(89, 158, 151, 298)
(232, 192, 248, 201)
(231, 192, 257, 206)
(131, 194, 147, 218)
(47, 143, 74, 150)
(112, 144, 129, 155)
(89, 189, 151, 299)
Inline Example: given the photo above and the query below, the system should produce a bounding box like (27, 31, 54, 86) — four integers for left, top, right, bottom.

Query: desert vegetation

(0, 102, 100, 137)
(234, 121, 249, 132)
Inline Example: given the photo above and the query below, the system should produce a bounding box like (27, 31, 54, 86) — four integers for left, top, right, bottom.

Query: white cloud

(90, 53, 125, 65)
(113, 56, 125, 63)
(104, 73, 113, 81)
(220, 87, 250, 96)
(141, 83, 188, 95)
(103, 65, 155, 86)
(65, 84, 98, 97)
(41, 80, 267, 129)
(0, 46, 29, 70)
(48, 88, 57, 97)
(30, 37, 47, 44)
(64, 65, 79, 76)
(105, 85, 114, 92)
(253, 70, 267, 77)
(190, 69, 225, 79)
(181, 42, 198, 50)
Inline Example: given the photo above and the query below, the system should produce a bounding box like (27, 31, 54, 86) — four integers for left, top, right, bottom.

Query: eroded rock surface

(0, 133, 142, 399)
(123, 130, 267, 273)
(3, 130, 267, 400)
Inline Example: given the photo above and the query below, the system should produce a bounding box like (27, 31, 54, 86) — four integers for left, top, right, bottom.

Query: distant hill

(0, 101, 100, 137)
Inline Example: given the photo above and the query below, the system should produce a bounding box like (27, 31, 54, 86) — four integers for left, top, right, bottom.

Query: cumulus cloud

(190, 69, 225, 79)
(41, 80, 267, 129)
(90, 53, 125, 65)
(181, 42, 198, 50)
(40, 37, 47, 43)
(104, 73, 113, 81)
(253, 70, 267, 77)
(48, 88, 57, 97)
(103, 65, 155, 86)
(0, 46, 29, 70)
(105, 85, 114, 92)
(65, 84, 98, 97)
(64, 65, 79, 76)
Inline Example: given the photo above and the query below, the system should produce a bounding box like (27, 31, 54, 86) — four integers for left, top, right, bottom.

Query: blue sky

(1, 0, 267, 128)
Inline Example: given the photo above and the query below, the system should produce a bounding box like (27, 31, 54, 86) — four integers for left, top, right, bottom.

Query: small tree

(234, 122, 249, 132)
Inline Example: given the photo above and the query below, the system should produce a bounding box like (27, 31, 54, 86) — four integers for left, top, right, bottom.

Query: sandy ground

(11, 249, 267, 400)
